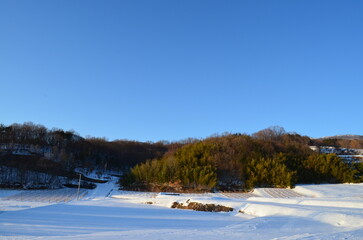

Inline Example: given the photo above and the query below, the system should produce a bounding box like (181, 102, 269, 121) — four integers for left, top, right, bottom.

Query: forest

(0, 122, 169, 188)
(121, 127, 363, 192)
(1, 123, 362, 191)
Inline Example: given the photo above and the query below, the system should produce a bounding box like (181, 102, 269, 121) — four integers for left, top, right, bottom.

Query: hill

(319, 135, 363, 140)
(0, 122, 168, 189)
(121, 127, 363, 192)
(1, 123, 363, 191)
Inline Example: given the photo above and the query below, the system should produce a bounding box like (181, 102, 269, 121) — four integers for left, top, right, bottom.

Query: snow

(309, 146, 363, 162)
(1, 180, 363, 240)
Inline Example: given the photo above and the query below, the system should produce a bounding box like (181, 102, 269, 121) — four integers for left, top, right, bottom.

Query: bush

(121, 142, 217, 192)
(245, 154, 296, 189)
(300, 154, 356, 183)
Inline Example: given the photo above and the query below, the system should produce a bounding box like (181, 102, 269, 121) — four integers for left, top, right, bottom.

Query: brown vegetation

(171, 201, 233, 212)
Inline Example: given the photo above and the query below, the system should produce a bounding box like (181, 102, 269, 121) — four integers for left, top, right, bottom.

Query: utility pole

(76, 173, 82, 200)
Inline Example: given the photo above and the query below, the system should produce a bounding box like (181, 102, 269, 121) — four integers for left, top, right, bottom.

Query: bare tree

(252, 126, 286, 141)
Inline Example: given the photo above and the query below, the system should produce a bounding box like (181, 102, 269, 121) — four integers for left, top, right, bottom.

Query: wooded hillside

(121, 127, 363, 192)
(0, 122, 168, 189)
(1, 123, 362, 191)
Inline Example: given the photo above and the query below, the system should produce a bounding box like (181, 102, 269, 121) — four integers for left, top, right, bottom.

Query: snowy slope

(1, 181, 363, 240)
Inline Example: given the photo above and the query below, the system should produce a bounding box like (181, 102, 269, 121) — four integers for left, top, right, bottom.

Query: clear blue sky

(1, 0, 362, 142)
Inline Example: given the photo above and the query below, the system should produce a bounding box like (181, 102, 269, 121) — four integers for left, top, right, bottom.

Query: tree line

(121, 127, 363, 192)
(1, 123, 362, 191)
(0, 122, 169, 188)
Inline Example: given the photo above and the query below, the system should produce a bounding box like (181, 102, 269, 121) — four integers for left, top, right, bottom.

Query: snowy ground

(1, 180, 363, 240)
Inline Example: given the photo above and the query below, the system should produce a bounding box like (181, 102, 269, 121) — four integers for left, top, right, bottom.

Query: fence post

(76, 173, 82, 200)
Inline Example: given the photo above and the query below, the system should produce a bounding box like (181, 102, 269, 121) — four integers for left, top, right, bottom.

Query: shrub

(245, 154, 296, 189)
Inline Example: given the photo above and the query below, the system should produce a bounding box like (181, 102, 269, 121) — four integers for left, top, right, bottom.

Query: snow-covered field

(1, 180, 363, 240)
